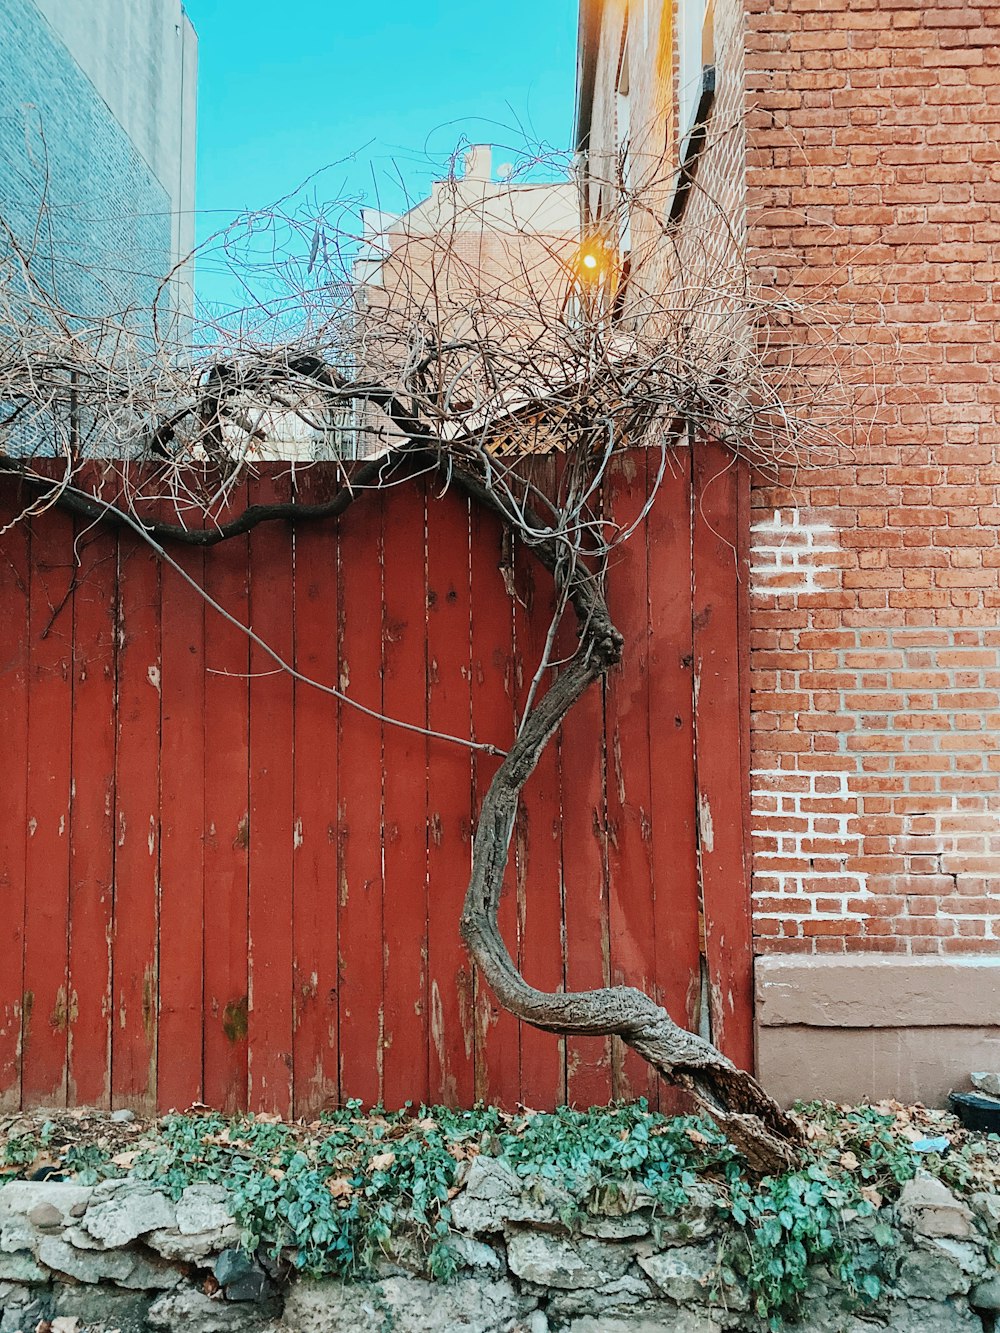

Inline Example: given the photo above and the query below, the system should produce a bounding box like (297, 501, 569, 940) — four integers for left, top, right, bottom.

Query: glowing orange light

(581, 252, 599, 270)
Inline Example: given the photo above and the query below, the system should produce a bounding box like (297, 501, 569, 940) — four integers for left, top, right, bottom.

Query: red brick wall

(744, 0, 1000, 957)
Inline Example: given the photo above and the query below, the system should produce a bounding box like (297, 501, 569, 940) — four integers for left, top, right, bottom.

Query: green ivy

(1, 1098, 996, 1327)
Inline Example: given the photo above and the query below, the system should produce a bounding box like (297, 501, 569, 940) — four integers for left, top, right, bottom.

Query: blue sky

(182, 0, 579, 307)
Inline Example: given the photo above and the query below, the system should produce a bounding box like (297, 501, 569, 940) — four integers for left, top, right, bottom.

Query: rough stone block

(563, 1313, 722, 1333)
(450, 1157, 574, 1233)
(80, 1183, 177, 1248)
(37, 1236, 181, 1291)
(897, 1176, 975, 1240)
(506, 1232, 633, 1289)
(282, 1274, 532, 1333)
(637, 1243, 738, 1306)
(148, 1286, 274, 1332)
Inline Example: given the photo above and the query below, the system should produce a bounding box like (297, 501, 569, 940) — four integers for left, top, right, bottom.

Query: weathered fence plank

(68, 516, 117, 1108)
(693, 442, 754, 1073)
(426, 487, 475, 1106)
(0, 489, 30, 1110)
(23, 507, 75, 1106)
(469, 503, 519, 1106)
(247, 470, 296, 1116)
(560, 606, 613, 1110)
(112, 509, 162, 1110)
(514, 455, 566, 1108)
(337, 484, 386, 1106)
(381, 479, 431, 1109)
(158, 514, 206, 1110)
(202, 478, 250, 1113)
(604, 449, 658, 1105)
(291, 470, 341, 1117)
(647, 447, 702, 1113)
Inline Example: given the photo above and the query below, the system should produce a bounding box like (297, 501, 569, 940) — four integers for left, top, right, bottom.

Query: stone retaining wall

(1, 1161, 998, 1332)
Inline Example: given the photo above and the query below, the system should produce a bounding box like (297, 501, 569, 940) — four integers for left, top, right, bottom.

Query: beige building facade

(353, 145, 582, 457)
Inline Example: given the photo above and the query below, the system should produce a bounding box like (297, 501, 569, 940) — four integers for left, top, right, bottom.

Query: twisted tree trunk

(456, 473, 802, 1174)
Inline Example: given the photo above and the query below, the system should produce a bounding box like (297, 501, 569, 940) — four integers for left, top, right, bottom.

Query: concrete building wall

(578, 0, 1000, 1105)
(0, 0, 196, 320)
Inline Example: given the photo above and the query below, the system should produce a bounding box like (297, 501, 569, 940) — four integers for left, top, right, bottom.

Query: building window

(677, 0, 711, 148)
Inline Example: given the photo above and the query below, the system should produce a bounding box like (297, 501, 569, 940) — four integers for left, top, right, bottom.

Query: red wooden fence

(0, 444, 751, 1117)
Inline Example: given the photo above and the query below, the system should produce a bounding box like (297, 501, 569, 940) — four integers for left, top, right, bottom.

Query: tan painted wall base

(755, 956, 1000, 1107)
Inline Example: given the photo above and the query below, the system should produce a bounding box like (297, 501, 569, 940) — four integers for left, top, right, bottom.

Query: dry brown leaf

(686, 1128, 709, 1148)
(110, 1151, 138, 1169)
(369, 1152, 396, 1173)
(327, 1177, 353, 1199)
(860, 1185, 882, 1208)
(839, 1151, 859, 1171)
(446, 1141, 479, 1162)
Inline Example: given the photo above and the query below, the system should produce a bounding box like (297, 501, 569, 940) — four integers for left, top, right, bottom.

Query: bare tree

(0, 141, 854, 1172)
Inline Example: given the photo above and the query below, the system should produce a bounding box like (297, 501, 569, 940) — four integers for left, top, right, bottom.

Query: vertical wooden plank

(559, 465, 613, 1109)
(203, 479, 250, 1113)
(157, 499, 206, 1110)
(693, 442, 753, 1070)
(604, 449, 657, 1104)
(337, 482, 385, 1107)
(0, 483, 30, 1108)
(68, 507, 117, 1108)
(381, 480, 430, 1110)
(736, 461, 752, 1071)
(291, 470, 340, 1117)
(112, 514, 162, 1110)
(22, 504, 75, 1106)
(513, 457, 565, 1110)
(647, 445, 702, 1113)
(426, 487, 475, 1107)
(470, 503, 519, 1107)
(247, 467, 295, 1116)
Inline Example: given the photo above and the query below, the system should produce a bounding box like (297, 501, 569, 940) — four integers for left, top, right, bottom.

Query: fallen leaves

(446, 1141, 480, 1163)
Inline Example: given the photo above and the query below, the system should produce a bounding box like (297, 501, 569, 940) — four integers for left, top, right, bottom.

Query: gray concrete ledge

(755, 954, 1000, 1107)
(756, 955, 1000, 1029)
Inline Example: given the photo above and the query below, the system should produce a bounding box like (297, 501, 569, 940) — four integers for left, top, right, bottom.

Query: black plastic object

(950, 1091, 1000, 1134)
